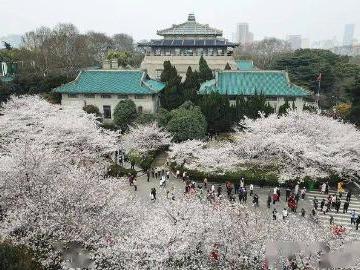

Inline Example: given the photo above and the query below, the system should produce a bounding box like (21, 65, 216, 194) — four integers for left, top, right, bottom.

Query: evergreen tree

(234, 96, 247, 121)
(278, 100, 291, 115)
(199, 92, 232, 133)
(160, 61, 183, 110)
(198, 56, 213, 83)
(182, 66, 200, 103)
(349, 75, 360, 125)
(245, 92, 272, 118)
(224, 62, 232, 70)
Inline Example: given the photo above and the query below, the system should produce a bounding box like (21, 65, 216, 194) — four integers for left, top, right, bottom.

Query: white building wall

(61, 93, 160, 123)
(229, 97, 306, 112)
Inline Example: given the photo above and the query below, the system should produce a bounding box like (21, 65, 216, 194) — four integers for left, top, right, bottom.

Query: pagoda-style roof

(199, 70, 310, 97)
(157, 14, 223, 37)
(138, 38, 237, 48)
(54, 70, 165, 95)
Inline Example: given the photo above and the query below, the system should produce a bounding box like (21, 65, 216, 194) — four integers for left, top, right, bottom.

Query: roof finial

(188, 13, 196, 22)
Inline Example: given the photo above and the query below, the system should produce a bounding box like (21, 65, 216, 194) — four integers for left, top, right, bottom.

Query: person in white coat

(249, 184, 254, 196)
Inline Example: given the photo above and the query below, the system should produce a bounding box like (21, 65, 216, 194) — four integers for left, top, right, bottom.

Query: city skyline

(1, 0, 359, 44)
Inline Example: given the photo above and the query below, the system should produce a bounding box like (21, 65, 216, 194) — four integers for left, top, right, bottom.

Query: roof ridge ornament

(188, 13, 196, 22)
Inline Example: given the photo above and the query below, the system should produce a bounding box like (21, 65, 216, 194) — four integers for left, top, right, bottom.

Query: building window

(101, 94, 112, 99)
(137, 106, 143, 113)
(135, 95, 146, 99)
(117, 94, 128, 99)
(84, 94, 95, 98)
(68, 94, 78, 98)
(103, 105, 111, 119)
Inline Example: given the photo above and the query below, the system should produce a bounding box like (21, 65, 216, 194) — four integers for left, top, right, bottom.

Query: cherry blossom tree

(1, 97, 358, 269)
(0, 96, 134, 267)
(236, 111, 360, 181)
(93, 196, 334, 269)
(120, 122, 172, 155)
(169, 111, 360, 182)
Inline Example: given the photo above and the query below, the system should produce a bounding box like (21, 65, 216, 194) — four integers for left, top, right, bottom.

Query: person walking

(320, 198, 325, 210)
(325, 182, 329, 194)
(272, 209, 277, 220)
(301, 208, 306, 217)
(182, 171, 186, 181)
(346, 190, 352, 202)
(243, 187, 248, 203)
(166, 171, 170, 180)
(160, 174, 166, 187)
(335, 200, 341, 213)
(301, 187, 306, 200)
(238, 188, 243, 203)
(249, 184, 254, 196)
(155, 170, 158, 179)
(294, 183, 299, 196)
(343, 201, 349, 213)
(147, 170, 150, 182)
(253, 194, 259, 207)
(267, 193, 272, 208)
(203, 178, 208, 189)
(356, 215, 360, 230)
(133, 179, 137, 191)
(351, 210, 356, 225)
(330, 215, 334, 225)
(282, 208, 288, 220)
(176, 170, 180, 178)
(321, 182, 326, 194)
(285, 187, 291, 201)
(128, 174, 134, 186)
(150, 188, 156, 201)
(151, 168, 155, 178)
(217, 185, 222, 197)
(240, 178, 244, 188)
(313, 197, 319, 210)
(322, 204, 327, 215)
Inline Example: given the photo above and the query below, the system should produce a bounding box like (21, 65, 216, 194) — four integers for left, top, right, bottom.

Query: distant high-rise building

(287, 35, 302, 50)
(343, 24, 355, 46)
(236, 23, 253, 45)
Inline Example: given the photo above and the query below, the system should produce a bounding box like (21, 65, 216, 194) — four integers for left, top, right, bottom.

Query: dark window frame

(103, 105, 112, 119)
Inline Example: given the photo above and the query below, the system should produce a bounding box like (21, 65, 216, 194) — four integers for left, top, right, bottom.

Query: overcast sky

(1, 0, 359, 43)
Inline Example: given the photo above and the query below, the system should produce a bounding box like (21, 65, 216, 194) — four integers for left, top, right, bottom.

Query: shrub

(134, 113, 156, 125)
(156, 108, 171, 127)
(0, 242, 44, 270)
(113, 99, 137, 130)
(166, 102, 207, 142)
(107, 163, 137, 177)
(170, 162, 279, 186)
(100, 123, 118, 131)
(43, 91, 62, 104)
(83, 104, 100, 116)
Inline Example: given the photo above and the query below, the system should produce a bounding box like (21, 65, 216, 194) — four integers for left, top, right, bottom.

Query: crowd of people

(130, 167, 360, 234)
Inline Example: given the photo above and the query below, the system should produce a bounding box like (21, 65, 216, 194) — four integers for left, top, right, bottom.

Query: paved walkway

(306, 190, 360, 239)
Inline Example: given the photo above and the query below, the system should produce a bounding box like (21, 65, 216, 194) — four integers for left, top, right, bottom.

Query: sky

(1, 0, 359, 43)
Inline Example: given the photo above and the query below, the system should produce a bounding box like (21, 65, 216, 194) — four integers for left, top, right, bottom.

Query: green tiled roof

(54, 70, 165, 95)
(157, 14, 222, 37)
(199, 71, 310, 97)
(235, 60, 255, 71)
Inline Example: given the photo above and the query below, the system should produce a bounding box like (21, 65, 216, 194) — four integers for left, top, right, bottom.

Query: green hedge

(0, 242, 44, 270)
(285, 174, 342, 191)
(170, 162, 279, 186)
(107, 164, 137, 177)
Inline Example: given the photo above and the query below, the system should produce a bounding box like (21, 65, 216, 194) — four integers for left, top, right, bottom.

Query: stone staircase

(306, 190, 360, 239)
